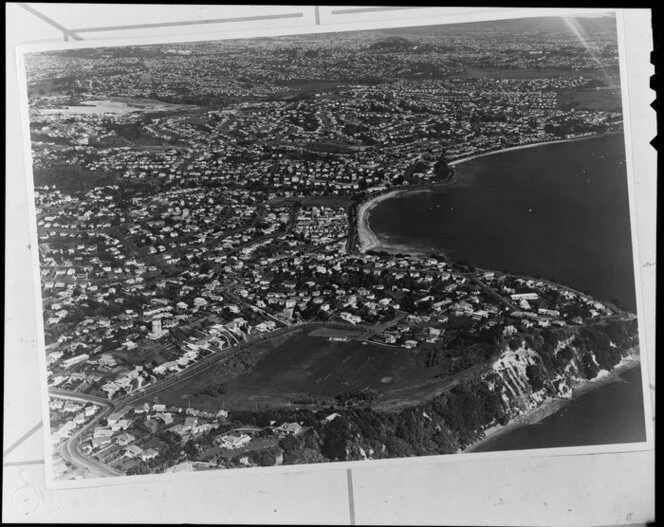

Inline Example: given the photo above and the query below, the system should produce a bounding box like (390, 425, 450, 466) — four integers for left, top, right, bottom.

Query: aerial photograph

(23, 12, 647, 481)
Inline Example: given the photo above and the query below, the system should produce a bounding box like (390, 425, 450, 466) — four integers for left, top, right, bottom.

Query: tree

(384, 435, 413, 458)
(433, 151, 453, 181)
(279, 434, 301, 453)
(321, 416, 351, 461)
(526, 363, 545, 391)
(400, 292, 415, 312)
(258, 427, 274, 438)
(279, 434, 302, 464)
(183, 440, 198, 459)
(253, 449, 277, 467)
(580, 352, 599, 379)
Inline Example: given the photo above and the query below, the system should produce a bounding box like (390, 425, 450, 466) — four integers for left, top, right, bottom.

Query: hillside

(211, 318, 639, 466)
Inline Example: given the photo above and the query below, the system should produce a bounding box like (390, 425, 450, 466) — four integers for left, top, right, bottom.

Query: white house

(139, 448, 159, 461)
(276, 422, 303, 436)
(217, 434, 251, 450)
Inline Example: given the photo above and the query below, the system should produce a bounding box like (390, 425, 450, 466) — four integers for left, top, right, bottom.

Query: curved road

(53, 398, 120, 478)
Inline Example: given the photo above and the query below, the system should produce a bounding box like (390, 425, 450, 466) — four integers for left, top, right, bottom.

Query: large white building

(148, 317, 168, 339)
(217, 434, 251, 450)
(62, 353, 89, 368)
(510, 292, 539, 301)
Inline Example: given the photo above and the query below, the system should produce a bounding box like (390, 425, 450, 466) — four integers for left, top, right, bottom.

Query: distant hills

(381, 15, 617, 40)
(368, 36, 435, 53)
(33, 14, 618, 62)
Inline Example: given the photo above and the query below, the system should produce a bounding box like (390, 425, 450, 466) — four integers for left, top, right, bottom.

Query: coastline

(447, 131, 622, 167)
(353, 129, 641, 453)
(462, 353, 641, 454)
(355, 131, 621, 256)
(356, 187, 435, 254)
(356, 175, 459, 255)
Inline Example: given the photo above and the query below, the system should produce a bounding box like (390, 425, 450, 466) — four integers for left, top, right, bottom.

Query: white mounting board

(4, 4, 656, 524)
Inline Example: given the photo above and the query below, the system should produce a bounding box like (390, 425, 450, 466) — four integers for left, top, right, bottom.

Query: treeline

(221, 377, 509, 464)
(315, 378, 508, 459)
(425, 321, 503, 375)
(334, 388, 379, 407)
(30, 132, 71, 145)
(433, 152, 454, 181)
(34, 164, 163, 199)
(103, 121, 147, 141)
(32, 165, 118, 194)
(575, 320, 637, 375)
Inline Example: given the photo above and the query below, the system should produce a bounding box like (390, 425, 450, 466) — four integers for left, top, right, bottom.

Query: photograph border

(13, 6, 655, 491)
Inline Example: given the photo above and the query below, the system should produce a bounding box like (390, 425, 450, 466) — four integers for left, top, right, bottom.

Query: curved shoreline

(356, 131, 622, 255)
(356, 188, 404, 253)
(447, 131, 621, 167)
(354, 129, 641, 453)
(356, 176, 459, 255)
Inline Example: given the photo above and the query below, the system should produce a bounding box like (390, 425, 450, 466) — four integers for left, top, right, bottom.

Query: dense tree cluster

(33, 165, 118, 194)
(525, 363, 546, 391)
(432, 151, 454, 181)
(334, 388, 379, 407)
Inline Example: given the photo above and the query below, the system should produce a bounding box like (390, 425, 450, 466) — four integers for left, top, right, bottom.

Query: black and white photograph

(13, 7, 653, 490)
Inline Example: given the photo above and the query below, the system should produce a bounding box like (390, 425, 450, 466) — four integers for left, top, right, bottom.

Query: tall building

(119, 314, 133, 329)
(148, 317, 167, 340)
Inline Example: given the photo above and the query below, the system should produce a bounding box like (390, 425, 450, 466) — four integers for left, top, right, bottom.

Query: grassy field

(153, 329, 305, 410)
(154, 328, 458, 412)
(266, 195, 355, 209)
(36, 98, 190, 116)
(308, 327, 366, 338)
(557, 86, 622, 112)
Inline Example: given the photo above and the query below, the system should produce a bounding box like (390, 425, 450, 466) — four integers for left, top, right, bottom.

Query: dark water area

(473, 365, 647, 452)
(370, 134, 637, 312)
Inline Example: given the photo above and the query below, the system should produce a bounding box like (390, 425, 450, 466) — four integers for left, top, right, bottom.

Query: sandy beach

(356, 180, 458, 255)
(463, 353, 641, 453)
(356, 188, 408, 253)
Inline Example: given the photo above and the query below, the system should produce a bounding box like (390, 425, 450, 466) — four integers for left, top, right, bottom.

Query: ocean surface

(473, 365, 647, 452)
(370, 134, 637, 312)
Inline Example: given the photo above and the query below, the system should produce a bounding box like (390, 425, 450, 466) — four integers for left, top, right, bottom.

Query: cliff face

(327, 319, 639, 462)
(485, 330, 637, 424)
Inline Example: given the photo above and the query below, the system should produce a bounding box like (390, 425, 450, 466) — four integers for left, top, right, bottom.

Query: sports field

(154, 328, 453, 412)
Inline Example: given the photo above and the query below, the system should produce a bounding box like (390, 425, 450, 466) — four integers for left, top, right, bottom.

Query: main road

(51, 393, 120, 478)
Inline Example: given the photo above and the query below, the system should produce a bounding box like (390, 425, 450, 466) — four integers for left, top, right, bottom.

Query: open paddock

(152, 331, 465, 413)
(266, 195, 355, 209)
(307, 327, 366, 339)
(557, 86, 622, 112)
(35, 96, 196, 116)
